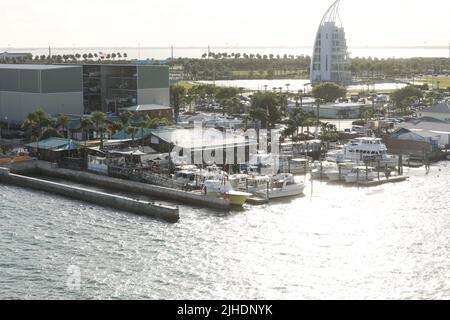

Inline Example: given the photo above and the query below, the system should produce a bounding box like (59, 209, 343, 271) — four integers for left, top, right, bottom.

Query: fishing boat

(256, 173, 306, 199)
(203, 179, 252, 206)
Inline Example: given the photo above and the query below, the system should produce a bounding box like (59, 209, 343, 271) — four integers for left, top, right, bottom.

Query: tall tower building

(310, 0, 351, 85)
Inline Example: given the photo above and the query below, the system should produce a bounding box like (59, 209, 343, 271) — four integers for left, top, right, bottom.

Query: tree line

(21, 109, 173, 149)
(0, 52, 128, 64)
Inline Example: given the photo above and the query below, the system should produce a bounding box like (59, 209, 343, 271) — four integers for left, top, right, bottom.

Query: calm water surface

(1, 162, 449, 299)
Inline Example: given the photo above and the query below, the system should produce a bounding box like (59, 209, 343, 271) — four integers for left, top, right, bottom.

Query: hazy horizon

(1, 0, 449, 49)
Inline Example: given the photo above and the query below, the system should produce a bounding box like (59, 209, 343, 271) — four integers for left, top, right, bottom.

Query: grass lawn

(417, 76, 450, 89)
(176, 81, 196, 90)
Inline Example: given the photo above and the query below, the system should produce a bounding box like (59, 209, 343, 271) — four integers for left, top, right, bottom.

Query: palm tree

(127, 126, 138, 146)
(27, 109, 49, 140)
(91, 111, 106, 148)
(144, 117, 161, 129)
(286, 83, 291, 93)
(302, 117, 316, 139)
(56, 115, 70, 138)
(107, 121, 123, 139)
(80, 118, 93, 147)
(289, 108, 305, 137)
(21, 116, 37, 142)
(119, 111, 134, 126)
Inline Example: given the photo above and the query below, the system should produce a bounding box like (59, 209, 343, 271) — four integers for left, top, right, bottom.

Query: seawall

(0, 166, 179, 223)
(2, 160, 231, 210)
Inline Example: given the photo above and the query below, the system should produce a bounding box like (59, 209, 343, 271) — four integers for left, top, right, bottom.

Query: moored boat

(256, 173, 306, 199)
(344, 166, 383, 183)
(203, 179, 252, 206)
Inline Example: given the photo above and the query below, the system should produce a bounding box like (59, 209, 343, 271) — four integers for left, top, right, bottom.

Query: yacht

(256, 173, 306, 199)
(326, 137, 398, 167)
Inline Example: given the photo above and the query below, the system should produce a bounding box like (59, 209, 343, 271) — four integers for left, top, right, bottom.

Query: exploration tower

(310, 0, 352, 85)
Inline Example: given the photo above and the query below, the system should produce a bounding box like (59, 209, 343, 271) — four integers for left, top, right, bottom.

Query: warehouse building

(0, 64, 83, 123)
(0, 63, 170, 123)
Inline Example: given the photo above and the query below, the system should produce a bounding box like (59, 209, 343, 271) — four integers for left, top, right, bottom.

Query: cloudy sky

(1, 0, 449, 48)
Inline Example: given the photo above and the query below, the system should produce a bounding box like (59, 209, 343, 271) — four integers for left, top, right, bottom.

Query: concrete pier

(2, 160, 231, 210)
(0, 167, 179, 223)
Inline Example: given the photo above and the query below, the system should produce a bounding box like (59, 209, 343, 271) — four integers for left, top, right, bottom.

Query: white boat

(174, 165, 201, 187)
(245, 175, 271, 194)
(289, 158, 309, 175)
(203, 179, 252, 206)
(256, 173, 306, 199)
(344, 166, 383, 183)
(249, 153, 276, 176)
(310, 161, 336, 179)
(326, 137, 398, 167)
(228, 173, 250, 190)
(326, 161, 357, 182)
(194, 165, 228, 187)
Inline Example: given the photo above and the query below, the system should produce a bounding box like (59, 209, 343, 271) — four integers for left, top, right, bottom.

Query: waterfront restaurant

(25, 137, 81, 162)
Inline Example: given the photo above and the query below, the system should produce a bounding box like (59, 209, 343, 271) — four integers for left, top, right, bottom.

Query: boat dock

(1, 160, 231, 211)
(355, 175, 409, 187)
(0, 166, 180, 223)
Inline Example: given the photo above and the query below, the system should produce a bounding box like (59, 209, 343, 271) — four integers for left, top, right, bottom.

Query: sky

(1, 0, 449, 48)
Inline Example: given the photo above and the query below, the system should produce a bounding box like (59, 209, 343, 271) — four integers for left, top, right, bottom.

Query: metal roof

(112, 127, 155, 140)
(152, 127, 257, 150)
(0, 64, 81, 70)
(120, 104, 172, 112)
(397, 118, 450, 132)
(422, 102, 450, 114)
(25, 138, 81, 151)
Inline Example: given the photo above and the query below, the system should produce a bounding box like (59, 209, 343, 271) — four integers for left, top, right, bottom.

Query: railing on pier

(107, 165, 185, 190)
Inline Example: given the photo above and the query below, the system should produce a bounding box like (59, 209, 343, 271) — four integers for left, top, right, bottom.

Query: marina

(0, 0, 449, 303)
(1, 161, 448, 299)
